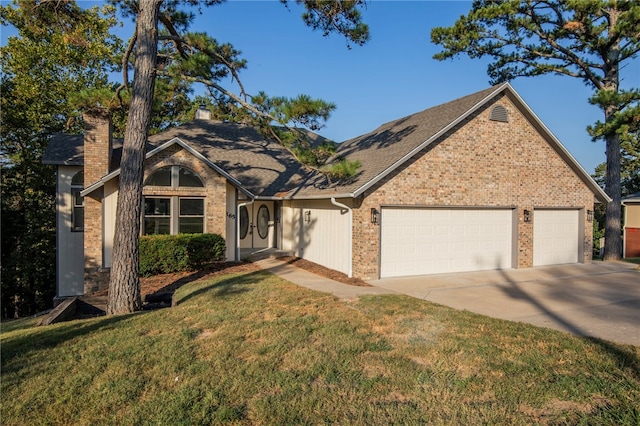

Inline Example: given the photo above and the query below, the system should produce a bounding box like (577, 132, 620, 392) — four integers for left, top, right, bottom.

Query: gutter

(236, 198, 254, 261)
(331, 197, 353, 277)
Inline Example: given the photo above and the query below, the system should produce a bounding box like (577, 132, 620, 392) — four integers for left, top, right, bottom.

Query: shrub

(139, 233, 226, 276)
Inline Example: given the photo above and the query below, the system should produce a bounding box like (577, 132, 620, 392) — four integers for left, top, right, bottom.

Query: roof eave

(351, 83, 511, 198)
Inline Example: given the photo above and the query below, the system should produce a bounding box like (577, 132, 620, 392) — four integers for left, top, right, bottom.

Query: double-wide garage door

(380, 208, 514, 278)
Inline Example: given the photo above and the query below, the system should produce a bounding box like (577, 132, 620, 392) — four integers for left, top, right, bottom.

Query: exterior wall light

(523, 209, 531, 223)
(371, 208, 379, 225)
(304, 210, 311, 223)
(587, 210, 593, 222)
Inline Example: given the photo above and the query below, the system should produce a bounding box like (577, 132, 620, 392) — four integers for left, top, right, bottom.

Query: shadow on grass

(1, 313, 143, 374)
(174, 270, 272, 306)
(495, 267, 640, 379)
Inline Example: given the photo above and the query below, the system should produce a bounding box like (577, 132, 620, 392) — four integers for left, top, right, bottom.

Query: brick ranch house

(43, 83, 609, 299)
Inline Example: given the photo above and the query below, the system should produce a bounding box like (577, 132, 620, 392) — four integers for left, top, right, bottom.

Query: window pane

(71, 171, 84, 186)
(145, 198, 171, 216)
(72, 206, 84, 231)
(178, 167, 204, 187)
(257, 205, 269, 239)
(73, 191, 84, 207)
(239, 206, 249, 239)
(180, 198, 204, 216)
(145, 167, 172, 186)
(179, 217, 203, 234)
(144, 217, 170, 235)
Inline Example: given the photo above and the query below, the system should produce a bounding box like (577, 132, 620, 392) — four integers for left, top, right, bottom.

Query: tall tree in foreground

(107, 0, 369, 314)
(431, 0, 640, 260)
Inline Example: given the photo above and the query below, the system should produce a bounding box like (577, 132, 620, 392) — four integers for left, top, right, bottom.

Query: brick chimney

(82, 108, 113, 294)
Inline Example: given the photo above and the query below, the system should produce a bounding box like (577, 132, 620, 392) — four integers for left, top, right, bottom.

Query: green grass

(2, 270, 639, 425)
(623, 257, 640, 265)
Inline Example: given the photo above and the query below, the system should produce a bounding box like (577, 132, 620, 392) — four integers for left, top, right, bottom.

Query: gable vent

(489, 105, 509, 122)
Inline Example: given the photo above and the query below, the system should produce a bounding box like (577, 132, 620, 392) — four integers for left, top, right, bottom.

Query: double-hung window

(143, 166, 205, 235)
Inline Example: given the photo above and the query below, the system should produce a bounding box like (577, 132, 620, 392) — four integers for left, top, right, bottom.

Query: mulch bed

(90, 256, 369, 312)
(275, 256, 372, 287)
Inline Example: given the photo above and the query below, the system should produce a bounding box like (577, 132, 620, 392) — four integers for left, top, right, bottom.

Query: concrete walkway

(254, 258, 396, 299)
(371, 261, 640, 346)
(257, 257, 640, 346)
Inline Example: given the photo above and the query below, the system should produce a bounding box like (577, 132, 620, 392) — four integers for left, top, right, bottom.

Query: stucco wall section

(352, 94, 595, 279)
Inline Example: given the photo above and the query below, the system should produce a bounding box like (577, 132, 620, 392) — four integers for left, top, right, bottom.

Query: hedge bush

(139, 233, 226, 276)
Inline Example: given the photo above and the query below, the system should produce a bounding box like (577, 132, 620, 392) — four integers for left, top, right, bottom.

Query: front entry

(239, 202, 274, 249)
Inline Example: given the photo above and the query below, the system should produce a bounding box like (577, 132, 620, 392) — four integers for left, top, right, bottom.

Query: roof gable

(288, 83, 609, 203)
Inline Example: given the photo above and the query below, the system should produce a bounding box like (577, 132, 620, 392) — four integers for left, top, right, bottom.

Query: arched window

(70, 171, 84, 231)
(145, 165, 204, 187)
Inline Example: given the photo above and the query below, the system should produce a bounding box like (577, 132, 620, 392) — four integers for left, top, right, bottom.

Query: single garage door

(533, 209, 579, 266)
(380, 208, 514, 278)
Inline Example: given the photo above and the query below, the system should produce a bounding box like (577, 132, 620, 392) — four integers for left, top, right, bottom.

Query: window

(239, 206, 249, 239)
(257, 204, 270, 239)
(71, 171, 84, 231)
(145, 166, 204, 187)
(144, 198, 171, 235)
(143, 197, 204, 235)
(179, 198, 204, 233)
(143, 166, 205, 235)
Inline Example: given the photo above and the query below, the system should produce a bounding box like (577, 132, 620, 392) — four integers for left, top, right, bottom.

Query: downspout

(236, 198, 254, 261)
(331, 197, 353, 278)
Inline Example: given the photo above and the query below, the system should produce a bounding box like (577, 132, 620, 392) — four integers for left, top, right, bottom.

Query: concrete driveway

(370, 261, 640, 346)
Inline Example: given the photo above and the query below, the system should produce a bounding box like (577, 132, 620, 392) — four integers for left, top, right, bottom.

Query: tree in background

(106, 0, 369, 314)
(431, 0, 640, 260)
(0, 1, 121, 317)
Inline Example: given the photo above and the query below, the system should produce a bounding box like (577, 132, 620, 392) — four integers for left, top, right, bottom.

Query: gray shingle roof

(146, 120, 310, 196)
(287, 85, 503, 197)
(42, 133, 124, 169)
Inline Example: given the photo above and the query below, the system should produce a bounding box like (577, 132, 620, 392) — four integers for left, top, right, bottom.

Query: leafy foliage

(0, 0, 120, 317)
(139, 233, 226, 276)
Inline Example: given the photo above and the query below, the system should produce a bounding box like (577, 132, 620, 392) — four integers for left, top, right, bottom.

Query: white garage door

(380, 208, 514, 278)
(533, 209, 579, 266)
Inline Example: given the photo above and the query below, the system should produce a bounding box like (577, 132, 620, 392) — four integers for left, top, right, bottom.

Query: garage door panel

(533, 210, 579, 266)
(380, 208, 514, 278)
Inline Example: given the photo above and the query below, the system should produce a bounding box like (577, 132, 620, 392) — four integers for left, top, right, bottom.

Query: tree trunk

(107, 0, 162, 315)
(603, 132, 622, 260)
(602, 7, 623, 261)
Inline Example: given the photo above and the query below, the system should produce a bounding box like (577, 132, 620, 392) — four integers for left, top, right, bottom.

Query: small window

(179, 198, 204, 233)
(257, 205, 270, 239)
(145, 166, 172, 186)
(71, 171, 84, 231)
(239, 206, 249, 239)
(143, 198, 171, 235)
(145, 166, 203, 187)
(179, 167, 204, 187)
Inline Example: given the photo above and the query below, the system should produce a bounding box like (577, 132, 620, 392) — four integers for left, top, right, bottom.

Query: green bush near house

(139, 233, 225, 276)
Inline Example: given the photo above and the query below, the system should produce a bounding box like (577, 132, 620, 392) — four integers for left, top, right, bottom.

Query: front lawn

(2, 270, 639, 424)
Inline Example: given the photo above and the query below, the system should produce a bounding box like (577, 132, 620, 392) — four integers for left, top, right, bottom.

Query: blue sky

(3, 1, 639, 174)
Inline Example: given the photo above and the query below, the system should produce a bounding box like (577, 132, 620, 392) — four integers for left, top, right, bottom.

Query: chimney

(83, 107, 113, 187)
(82, 107, 113, 294)
(195, 104, 211, 120)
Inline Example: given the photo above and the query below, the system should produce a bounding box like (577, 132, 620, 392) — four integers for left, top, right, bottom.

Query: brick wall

(83, 109, 113, 294)
(352, 94, 595, 279)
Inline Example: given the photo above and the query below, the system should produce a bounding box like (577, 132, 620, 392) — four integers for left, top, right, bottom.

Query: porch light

(523, 209, 531, 223)
(587, 210, 593, 222)
(371, 208, 379, 225)
(304, 210, 311, 223)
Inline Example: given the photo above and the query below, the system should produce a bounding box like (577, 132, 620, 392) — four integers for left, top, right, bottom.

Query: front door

(239, 202, 274, 249)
